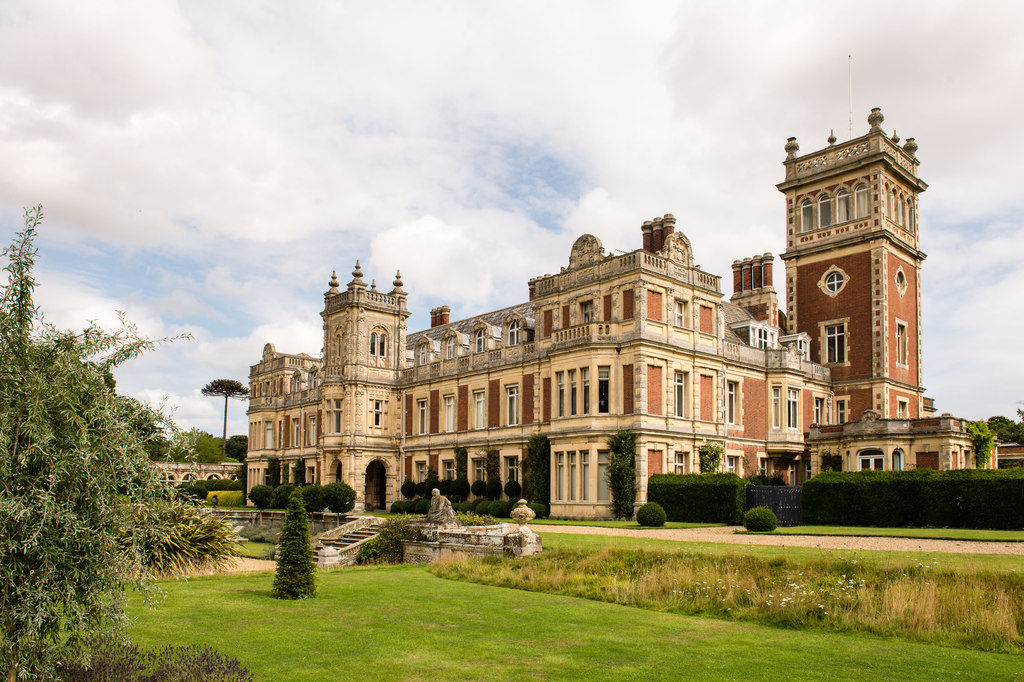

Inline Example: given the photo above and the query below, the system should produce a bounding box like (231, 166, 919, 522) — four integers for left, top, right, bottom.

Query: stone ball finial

(329, 270, 339, 289)
(370, 279, 377, 290)
(891, 129, 900, 144)
(785, 137, 799, 159)
(393, 270, 404, 288)
(903, 137, 918, 157)
(827, 129, 837, 145)
(352, 260, 363, 279)
(868, 107, 884, 133)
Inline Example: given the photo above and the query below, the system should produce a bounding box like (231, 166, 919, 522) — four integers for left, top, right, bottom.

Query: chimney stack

(651, 216, 665, 252)
(732, 260, 743, 293)
(662, 213, 676, 244)
(641, 221, 654, 252)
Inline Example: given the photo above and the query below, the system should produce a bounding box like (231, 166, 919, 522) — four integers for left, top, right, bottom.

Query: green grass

(373, 512, 718, 530)
(232, 541, 273, 559)
(765, 525, 1024, 543)
(128, 566, 1024, 681)
(536, 531, 1024, 573)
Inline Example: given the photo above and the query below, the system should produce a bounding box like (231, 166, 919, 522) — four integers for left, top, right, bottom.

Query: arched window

(836, 188, 850, 223)
(892, 449, 903, 471)
(899, 196, 906, 227)
(369, 332, 377, 356)
(818, 193, 832, 228)
(418, 342, 429, 366)
(854, 184, 869, 218)
(378, 333, 387, 358)
(888, 188, 896, 220)
(800, 200, 813, 232)
(475, 329, 486, 353)
(508, 320, 520, 346)
(335, 333, 342, 358)
(908, 202, 916, 233)
(445, 336, 455, 360)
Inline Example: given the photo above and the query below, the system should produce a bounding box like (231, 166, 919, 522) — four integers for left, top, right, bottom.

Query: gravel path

(534, 524, 1024, 556)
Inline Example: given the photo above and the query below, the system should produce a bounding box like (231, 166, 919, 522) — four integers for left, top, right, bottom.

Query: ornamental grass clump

(272, 488, 315, 599)
(743, 506, 778, 532)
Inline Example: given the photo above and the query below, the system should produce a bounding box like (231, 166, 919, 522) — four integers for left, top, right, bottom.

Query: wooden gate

(746, 485, 802, 527)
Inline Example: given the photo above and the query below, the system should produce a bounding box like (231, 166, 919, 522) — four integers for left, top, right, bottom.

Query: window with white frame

(835, 399, 847, 424)
(308, 415, 317, 445)
(508, 320, 520, 346)
(858, 452, 884, 471)
(331, 399, 342, 434)
(373, 400, 383, 428)
(772, 387, 781, 429)
(417, 399, 427, 434)
(556, 372, 565, 417)
(892, 449, 904, 471)
(896, 322, 908, 366)
(674, 371, 687, 417)
(568, 452, 577, 501)
(818, 193, 832, 228)
(580, 300, 594, 323)
(475, 329, 486, 353)
(825, 323, 846, 364)
(814, 397, 825, 425)
(597, 366, 610, 414)
(801, 199, 813, 232)
(473, 458, 486, 483)
(836, 188, 850, 223)
(556, 453, 564, 500)
(506, 456, 519, 482)
(854, 183, 869, 218)
(444, 394, 455, 432)
(726, 455, 738, 474)
(824, 271, 845, 294)
(416, 461, 426, 482)
(897, 399, 909, 419)
(292, 419, 300, 448)
(674, 299, 688, 327)
(581, 452, 590, 501)
(569, 369, 577, 415)
(673, 451, 687, 473)
(787, 388, 799, 429)
(506, 385, 519, 426)
(445, 336, 455, 360)
(581, 367, 590, 414)
(443, 460, 455, 480)
(473, 390, 485, 429)
(726, 381, 738, 424)
(418, 343, 429, 366)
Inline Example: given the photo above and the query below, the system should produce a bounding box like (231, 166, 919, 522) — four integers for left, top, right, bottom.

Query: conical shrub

(272, 487, 316, 599)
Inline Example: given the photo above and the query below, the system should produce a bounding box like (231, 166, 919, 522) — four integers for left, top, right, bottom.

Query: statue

(424, 488, 460, 528)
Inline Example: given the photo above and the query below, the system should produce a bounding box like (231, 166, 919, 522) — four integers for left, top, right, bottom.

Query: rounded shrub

(438, 478, 453, 497)
(401, 479, 416, 499)
(527, 502, 548, 519)
(743, 506, 778, 532)
(490, 500, 513, 518)
(472, 498, 489, 513)
(486, 479, 503, 500)
(206, 490, 244, 507)
(452, 477, 471, 501)
(390, 500, 408, 514)
(470, 480, 488, 498)
(271, 483, 296, 510)
(247, 484, 273, 510)
(414, 498, 430, 514)
(301, 484, 326, 513)
(504, 480, 522, 499)
(636, 502, 667, 527)
(322, 481, 356, 513)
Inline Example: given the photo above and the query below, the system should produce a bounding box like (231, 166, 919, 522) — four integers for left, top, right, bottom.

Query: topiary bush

(472, 498, 489, 513)
(452, 477, 470, 502)
(470, 479, 487, 498)
(390, 500, 409, 514)
(647, 473, 747, 524)
(322, 481, 356, 513)
(743, 506, 778, 532)
(486, 479, 503, 500)
(206, 490, 244, 507)
(247, 484, 273, 510)
(489, 500, 512, 518)
(636, 502, 667, 527)
(504, 480, 522, 499)
(438, 478, 453, 497)
(527, 502, 548, 519)
(414, 498, 430, 514)
(272, 487, 315, 599)
(401, 479, 416, 499)
(270, 483, 295, 510)
(301, 484, 326, 513)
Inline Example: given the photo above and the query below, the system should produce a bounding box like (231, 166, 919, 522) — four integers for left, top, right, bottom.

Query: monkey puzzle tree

(201, 379, 249, 463)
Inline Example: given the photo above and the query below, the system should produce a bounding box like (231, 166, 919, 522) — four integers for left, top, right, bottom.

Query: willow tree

(201, 379, 249, 463)
(0, 207, 179, 679)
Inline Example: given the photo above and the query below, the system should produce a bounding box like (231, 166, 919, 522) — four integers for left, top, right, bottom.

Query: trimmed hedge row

(802, 469, 1024, 529)
(206, 490, 244, 507)
(647, 473, 747, 524)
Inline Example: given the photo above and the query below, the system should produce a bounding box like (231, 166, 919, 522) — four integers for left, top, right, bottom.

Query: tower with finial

(318, 259, 410, 509)
(778, 108, 927, 423)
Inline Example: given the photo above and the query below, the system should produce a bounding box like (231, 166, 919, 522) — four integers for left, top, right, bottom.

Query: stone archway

(364, 460, 387, 511)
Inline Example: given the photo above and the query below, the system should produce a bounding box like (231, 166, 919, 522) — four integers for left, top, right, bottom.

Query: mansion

(245, 108, 973, 517)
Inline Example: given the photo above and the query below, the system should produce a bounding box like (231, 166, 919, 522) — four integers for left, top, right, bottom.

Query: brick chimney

(641, 220, 654, 252)
(730, 252, 778, 327)
(430, 305, 450, 327)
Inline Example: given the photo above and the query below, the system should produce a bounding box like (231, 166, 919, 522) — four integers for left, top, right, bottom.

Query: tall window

(473, 390, 485, 429)
(568, 452, 577, 501)
(897, 399, 909, 419)
(896, 322, 908, 366)
(726, 381, 738, 424)
(556, 453, 564, 500)
(581, 368, 591, 414)
(818, 193, 832, 228)
(416, 461, 427, 483)
(727, 456, 738, 474)
(556, 372, 565, 417)
(378, 333, 387, 358)
(674, 299, 687, 327)
(506, 456, 519, 482)
(418, 343, 428, 366)
(444, 394, 455, 432)
(445, 336, 455, 360)
(597, 366, 610, 414)
(825, 324, 846, 363)
(771, 387, 781, 429)
(580, 300, 594, 323)
(836, 188, 850, 223)
(673, 451, 687, 474)
(292, 419, 300, 448)
(474, 459, 486, 484)
(814, 397, 824, 425)
(854, 183, 869, 218)
(309, 415, 317, 445)
(674, 371, 687, 417)
(508, 320, 520, 346)
(892, 449, 904, 471)
(787, 388, 799, 429)
(444, 460, 455, 480)
(369, 331, 377, 357)
(569, 370, 577, 415)
(581, 452, 590, 501)
(417, 399, 427, 434)
(597, 452, 610, 502)
(836, 399, 847, 424)
(506, 385, 519, 426)
(264, 421, 275, 449)
(475, 329, 486, 353)
(801, 200, 813, 232)
(373, 399, 383, 428)
(332, 399, 343, 434)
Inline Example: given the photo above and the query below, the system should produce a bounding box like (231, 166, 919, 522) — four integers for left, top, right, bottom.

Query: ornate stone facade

(245, 109, 974, 518)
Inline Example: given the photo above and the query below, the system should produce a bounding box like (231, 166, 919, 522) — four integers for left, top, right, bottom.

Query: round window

(824, 271, 845, 293)
(896, 270, 907, 289)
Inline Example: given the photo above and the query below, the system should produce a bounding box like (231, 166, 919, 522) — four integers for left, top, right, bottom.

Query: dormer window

(508, 320, 520, 346)
(475, 329, 486, 353)
(445, 336, 455, 360)
(418, 342, 429, 366)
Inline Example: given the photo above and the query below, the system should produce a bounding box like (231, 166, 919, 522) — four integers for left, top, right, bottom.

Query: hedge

(646, 473, 747, 524)
(802, 469, 1024, 529)
(205, 490, 244, 507)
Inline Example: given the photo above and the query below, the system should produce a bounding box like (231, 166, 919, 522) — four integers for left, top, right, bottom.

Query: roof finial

(868, 107, 884, 133)
(352, 260, 363, 279)
(785, 137, 799, 159)
(329, 270, 339, 288)
(827, 129, 837, 145)
(891, 129, 900, 144)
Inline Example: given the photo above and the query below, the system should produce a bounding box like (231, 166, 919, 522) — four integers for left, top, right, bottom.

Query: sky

(1, 0, 1022, 438)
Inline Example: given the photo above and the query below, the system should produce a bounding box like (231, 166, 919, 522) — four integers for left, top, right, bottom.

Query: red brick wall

(647, 291, 663, 321)
(795, 251, 872, 381)
(699, 305, 713, 334)
(542, 376, 551, 422)
(622, 290, 634, 319)
(523, 373, 535, 425)
(622, 364, 634, 413)
(741, 377, 766, 438)
(700, 375, 713, 421)
(648, 449, 663, 475)
(603, 294, 612, 321)
(849, 387, 873, 421)
(457, 385, 469, 431)
(488, 379, 500, 428)
(647, 365, 663, 414)
(886, 251, 919, 388)
(429, 389, 439, 434)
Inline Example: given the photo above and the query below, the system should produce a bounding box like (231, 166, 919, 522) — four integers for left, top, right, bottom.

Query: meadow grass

(431, 547, 1024, 653)
(128, 565, 1024, 681)
(232, 541, 273, 559)
(537, 530, 1024, 572)
(766, 525, 1024, 543)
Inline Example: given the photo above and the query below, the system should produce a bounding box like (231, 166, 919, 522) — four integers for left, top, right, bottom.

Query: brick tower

(778, 108, 926, 422)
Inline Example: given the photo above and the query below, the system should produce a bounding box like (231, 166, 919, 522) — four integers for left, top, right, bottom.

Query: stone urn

(510, 499, 535, 530)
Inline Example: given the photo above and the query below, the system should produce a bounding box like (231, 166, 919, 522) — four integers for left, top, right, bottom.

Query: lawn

(232, 541, 274, 559)
(128, 565, 1023, 681)
(765, 525, 1024, 543)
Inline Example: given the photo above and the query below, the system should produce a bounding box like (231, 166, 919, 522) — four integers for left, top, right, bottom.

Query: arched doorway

(364, 460, 387, 510)
(857, 449, 884, 471)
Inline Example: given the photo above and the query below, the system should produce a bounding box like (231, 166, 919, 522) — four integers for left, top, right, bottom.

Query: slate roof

(406, 301, 536, 349)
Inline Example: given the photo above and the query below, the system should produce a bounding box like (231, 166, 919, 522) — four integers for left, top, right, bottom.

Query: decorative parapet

(532, 247, 721, 298)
